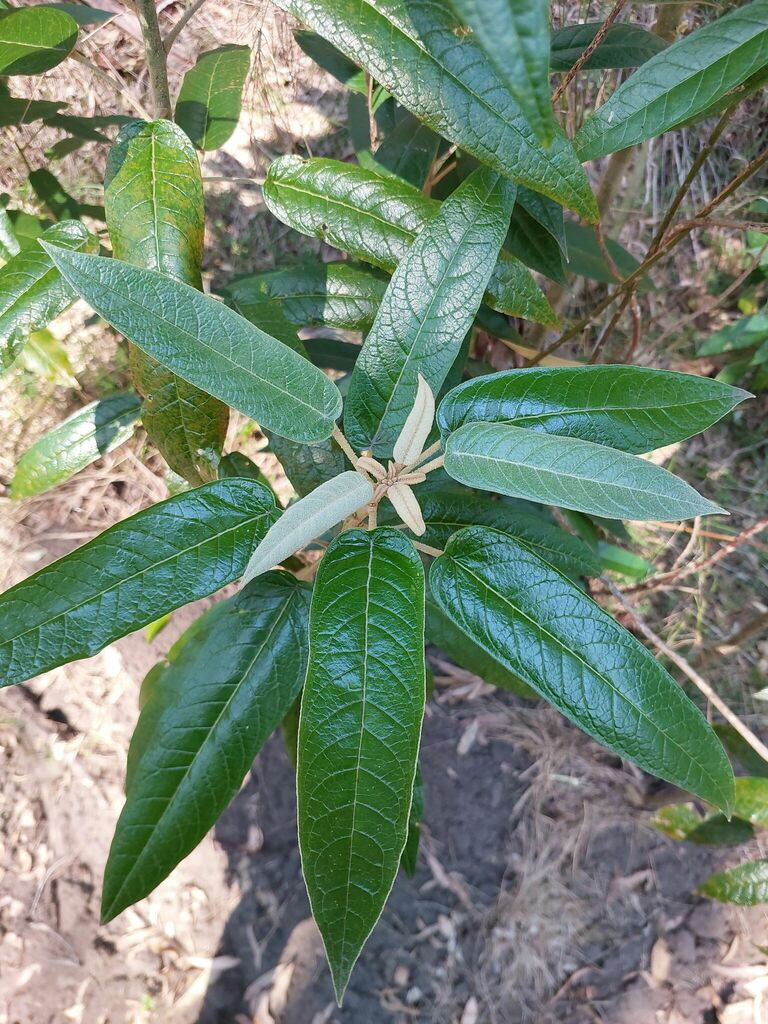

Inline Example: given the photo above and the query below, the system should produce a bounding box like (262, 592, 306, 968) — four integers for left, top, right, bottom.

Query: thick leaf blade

(273, 0, 596, 219)
(10, 393, 141, 498)
(175, 44, 250, 150)
(345, 166, 516, 455)
(263, 156, 554, 325)
(103, 572, 311, 920)
(0, 219, 98, 370)
(0, 478, 278, 688)
(430, 526, 734, 811)
(0, 6, 77, 75)
(575, 1, 768, 161)
(41, 246, 342, 443)
(106, 119, 229, 484)
(699, 859, 768, 905)
(444, 421, 724, 521)
(437, 365, 750, 452)
(550, 22, 668, 71)
(242, 471, 374, 585)
(298, 528, 425, 998)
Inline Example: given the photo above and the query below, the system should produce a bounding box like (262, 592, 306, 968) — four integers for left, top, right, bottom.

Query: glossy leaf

(263, 157, 554, 326)
(450, 0, 555, 144)
(401, 765, 423, 877)
(444, 422, 724, 521)
(372, 112, 440, 188)
(506, 203, 567, 284)
(0, 478, 278, 688)
(241, 471, 374, 585)
(0, 6, 77, 75)
(103, 572, 311, 920)
(218, 451, 269, 486)
(175, 44, 250, 150)
(699, 859, 768, 905)
(437, 366, 750, 452)
(298, 528, 425, 999)
(272, 0, 597, 220)
(106, 119, 229, 484)
(576, 1, 768, 161)
(430, 527, 734, 811)
(41, 246, 343, 443)
(550, 22, 668, 71)
(0, 220, 98, 371)
(345, 166, 516, 456)
(10, 393, 142, 499)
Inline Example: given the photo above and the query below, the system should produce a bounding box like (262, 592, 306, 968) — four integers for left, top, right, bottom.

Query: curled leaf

(393, 374, 435, 466)
(388, 482, 426, 536)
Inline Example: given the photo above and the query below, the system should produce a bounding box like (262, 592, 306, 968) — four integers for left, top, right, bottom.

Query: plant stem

(133, 0, 172, 118)
(552, 0, 628, 105)
(163, 0, 208, 54)
(332, 424, 360, 468)
(412, 541, 444, 558)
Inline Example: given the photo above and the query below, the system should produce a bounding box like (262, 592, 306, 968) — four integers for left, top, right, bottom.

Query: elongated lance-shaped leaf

(102, 572, 311, 921)
(298, 528, 425, 999)
(263, 156, 556, 326)
(400, 765, 423, 876)
(0, 220, 98, 370)
(450, 0, 555, 145)
(242, 471, 374, 585)
(393, 374, 435, 467)
(10, 393, 141, 499)
(41, 246, 343, 443)
(0, 478, 278, 688)
(106, 120, 229, 484)
(431, 527, 734, 811)
(564, 222, 649, 288)
(0, 6, 78, 75)
(175, 44, 251, 150)
(272, 0, 596, 219)
(437, 366, 751, 451)
(371, 112, 440, 189)
(550, 22, 668, 71)
(444, 421, 724, 522)
(225, 262, 388, 333)
(699, 859, 768, 905)
(575, 0, 768, 161)
(345, 167, 516, 456)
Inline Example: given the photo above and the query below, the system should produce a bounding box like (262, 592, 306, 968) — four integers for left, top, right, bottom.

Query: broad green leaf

(175, 44, 250, 150)
(272, 0, 597, 220)
(294, 28, 367, 92)
(3, 209, 50, 250)
(401, 765, 423, 877)
(450, 0, 555, 145)
(564, 223, 648, 288)
(0, 220, 98, 371)
(733, 777, 768, 828)
(298, 528, 425, 998)
(443, 422, 724, 521)
(371, 112, 440, 188)
(106, 119, 229, 484)
(0, 478, 278, 688)
(10, 393, 141, 499)
(506, 203, 567, 284)
(575, 1, 768, 161)
(263, 157, 555, 325)
(0, 6, 77, 75)
(345, 167, 516, 456)
(431, 526, 734, 811)
(650, 803, 753, 846)
(40, 4, 114, 26)
(218, 451, 269, 486)
(241, 471, 374, 585)
(103, 572, 311, 920)
(41, 246, 343, 444)
(550, 22, 668, 71)
(699, 314, 768, 356)
(714, 724, 768, 778)
(598, 542, 653, 580)
(699, 859, 768, 905)
(270, 435, 346, 497)
(225, 262, 388, 333)
(437, 366, 750, 452)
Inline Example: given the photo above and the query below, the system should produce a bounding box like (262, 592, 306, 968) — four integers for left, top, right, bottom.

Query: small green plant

(1, 0, 767, 1000)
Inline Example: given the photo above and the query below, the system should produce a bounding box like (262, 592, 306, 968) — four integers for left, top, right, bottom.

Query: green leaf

(714, 724, 768, 778)
(103, 572, 311, 920)
(371, 112, 441, 188)
(575, 1, 768, 161)
(0, 478, 278, 688)
(443, 422, 724, 521)
(564, 222, 648, 288)
(263, 157, 554, 325)
(17, 328, 77, 385)
(699, 858, 768, 905)
(400, 765, 423, 877)
(650, 803, 753, 846)
(598, 541, 653, 580)
(218, 451, 269, 485)
(0, 6, 77, 74)
(345, 166, 516, 456)
(40, 246, 343, 444)
(437, 365, 749, 452)
(305, 335, 361, 372)
(10, 393, 141, 499)
(106, 119, 229, 484)
(506, 203, 567, 284)
(270, 435, 346, 497)
(298, 527, 425, 999)
(241, 471, 374, 585)
(272, 0, 596, 219)
(450, 0, 555, 145)
(430, 526, 735, 811)
(175, 44, 250, 150)
(732, 777, 768, 828)
(0, 219, 98, 371)
(550, 22, 668, 71)
(294, 28, 367, 93)
(0, 93, 65, 127)
(40, 3, 113, 25)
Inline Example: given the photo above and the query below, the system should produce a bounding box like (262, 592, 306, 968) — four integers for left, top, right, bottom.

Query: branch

(163, 0, 207, 54)
(133, 0, 172, 118)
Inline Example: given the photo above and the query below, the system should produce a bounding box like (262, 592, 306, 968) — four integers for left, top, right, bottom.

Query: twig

(604, 577, 768, 766)
(163, 0, 208, 54)
(552, 0, 628, 105)
(332, 424, 360, 468)
(133, 0, 172, 118)
(412, 541, 444, 558)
